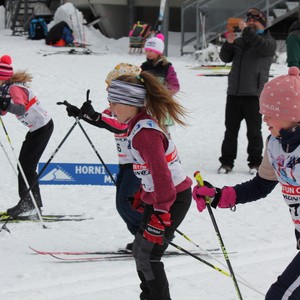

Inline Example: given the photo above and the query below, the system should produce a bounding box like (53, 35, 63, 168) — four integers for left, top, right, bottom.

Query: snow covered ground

(0, 3, 296, 300)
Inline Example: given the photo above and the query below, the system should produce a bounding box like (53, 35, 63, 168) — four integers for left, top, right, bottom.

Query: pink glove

(192, 185, 237, 210)
(192, 185, 216, 212)
(218, 186, 236, 208)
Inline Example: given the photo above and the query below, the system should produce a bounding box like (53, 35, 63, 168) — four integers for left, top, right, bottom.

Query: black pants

(265, 251, 300, 300)
(133, 188, 192, 300)
(116, 164, 142, 235)
(18, 119, 54, 206)
(219, 95, 263, 169)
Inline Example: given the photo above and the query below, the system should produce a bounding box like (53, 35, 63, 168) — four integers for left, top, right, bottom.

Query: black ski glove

(80, 101, 100, 121)
(0, 85, 11, 111)
(66, 104, 81, 117)
(0, 95, 11, 111)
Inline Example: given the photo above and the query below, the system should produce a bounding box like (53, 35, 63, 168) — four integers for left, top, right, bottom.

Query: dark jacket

(286, 21, 300, 68)
(141, 57, 180, 94)
(233, 126, 300, 248)
(220, 27, 276, 96)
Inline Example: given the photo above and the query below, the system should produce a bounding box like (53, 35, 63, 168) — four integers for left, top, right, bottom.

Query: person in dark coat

(286, 20, 300, 68)
(218, 7, 276, 175)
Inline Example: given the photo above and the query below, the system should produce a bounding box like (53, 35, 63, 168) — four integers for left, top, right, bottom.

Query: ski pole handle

(194, 171, 211, 204)
(57, 101, 83, 119)
(56, 100, 70, 106)
(86, 89, 92, 103)
(194, 170, 204, 186)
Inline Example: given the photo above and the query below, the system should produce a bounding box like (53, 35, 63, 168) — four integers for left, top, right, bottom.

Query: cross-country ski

(0, 213, 93, 223)
(29, 246, 233, 256)
(38, 48, 107, 56)
(30, 247, 237, 262)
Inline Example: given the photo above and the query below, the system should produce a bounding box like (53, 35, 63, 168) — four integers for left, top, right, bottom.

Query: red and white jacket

(127, 110, 192, 212)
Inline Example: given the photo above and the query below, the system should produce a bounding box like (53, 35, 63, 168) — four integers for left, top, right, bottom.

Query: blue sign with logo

(38, 163, 118, 185)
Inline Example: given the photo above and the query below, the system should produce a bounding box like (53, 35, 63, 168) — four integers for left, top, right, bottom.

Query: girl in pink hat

(193, 66, 300, 299)
(142, 33, 180, 95)
(0, 55, 53, 217)
(141, 34, 180, 133)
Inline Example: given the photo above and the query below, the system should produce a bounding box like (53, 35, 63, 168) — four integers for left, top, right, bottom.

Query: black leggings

(133, 188, 192, 300)
(18, 119, 54, 206)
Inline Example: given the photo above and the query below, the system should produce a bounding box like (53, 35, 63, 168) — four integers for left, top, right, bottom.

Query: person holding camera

(218, 8, 276, 175)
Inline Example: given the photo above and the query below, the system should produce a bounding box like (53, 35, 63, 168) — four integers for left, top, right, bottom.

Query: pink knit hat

(0, 55, 13, 81)
(260, 66, 300, 122)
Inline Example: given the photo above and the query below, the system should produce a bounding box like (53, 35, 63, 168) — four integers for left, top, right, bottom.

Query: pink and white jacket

(1, 83, 51, 132)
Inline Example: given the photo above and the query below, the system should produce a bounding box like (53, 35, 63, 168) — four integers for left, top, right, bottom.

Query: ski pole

(58, 94, 116, 185)
(74, 7, 83, 45)
(12, 119, 79, 211)
(194, 171, 243, 300)
(174, 228, 265, 296)
(0, 138, 18, 176)
(165, 238, 230, 277)
(0, 117, 46, 228)
(76, 120, 116, 185)
(0, 119, 79, 233)
(165, 238, 264, 296)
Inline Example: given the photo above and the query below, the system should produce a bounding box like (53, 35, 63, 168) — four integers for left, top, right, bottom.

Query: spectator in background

(141, 34, 180, 133)
(286, 20, 300, 68)
(218, 7, 276, 175)
(141, 33, 180, 94)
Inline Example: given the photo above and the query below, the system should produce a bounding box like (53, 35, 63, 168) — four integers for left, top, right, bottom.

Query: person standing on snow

(218, 7, 276, 175)
(141, 33, 179, 95)
(0, 55, 54, 217)
(193, 66, 300, 299)
(66, 63, 143, 252)
(141, 33, 180, 133)
(107, 72, 192, 300)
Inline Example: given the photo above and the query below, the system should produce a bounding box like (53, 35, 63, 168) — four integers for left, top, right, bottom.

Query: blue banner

(38, 163, 118, 185)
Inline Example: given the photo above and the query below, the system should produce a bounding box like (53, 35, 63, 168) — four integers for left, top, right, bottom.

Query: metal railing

(5, 0, 52, 34)
(181, 0, 299, 55)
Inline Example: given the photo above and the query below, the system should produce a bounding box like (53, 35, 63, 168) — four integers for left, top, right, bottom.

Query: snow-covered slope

(0, 4, 295, 299)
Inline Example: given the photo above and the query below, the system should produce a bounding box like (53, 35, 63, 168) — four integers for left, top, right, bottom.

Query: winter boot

(217, 165, 232, 174)
(7, 198, 41, 218)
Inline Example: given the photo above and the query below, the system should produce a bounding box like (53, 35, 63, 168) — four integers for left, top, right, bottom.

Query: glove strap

(210, 187, 221, 208)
